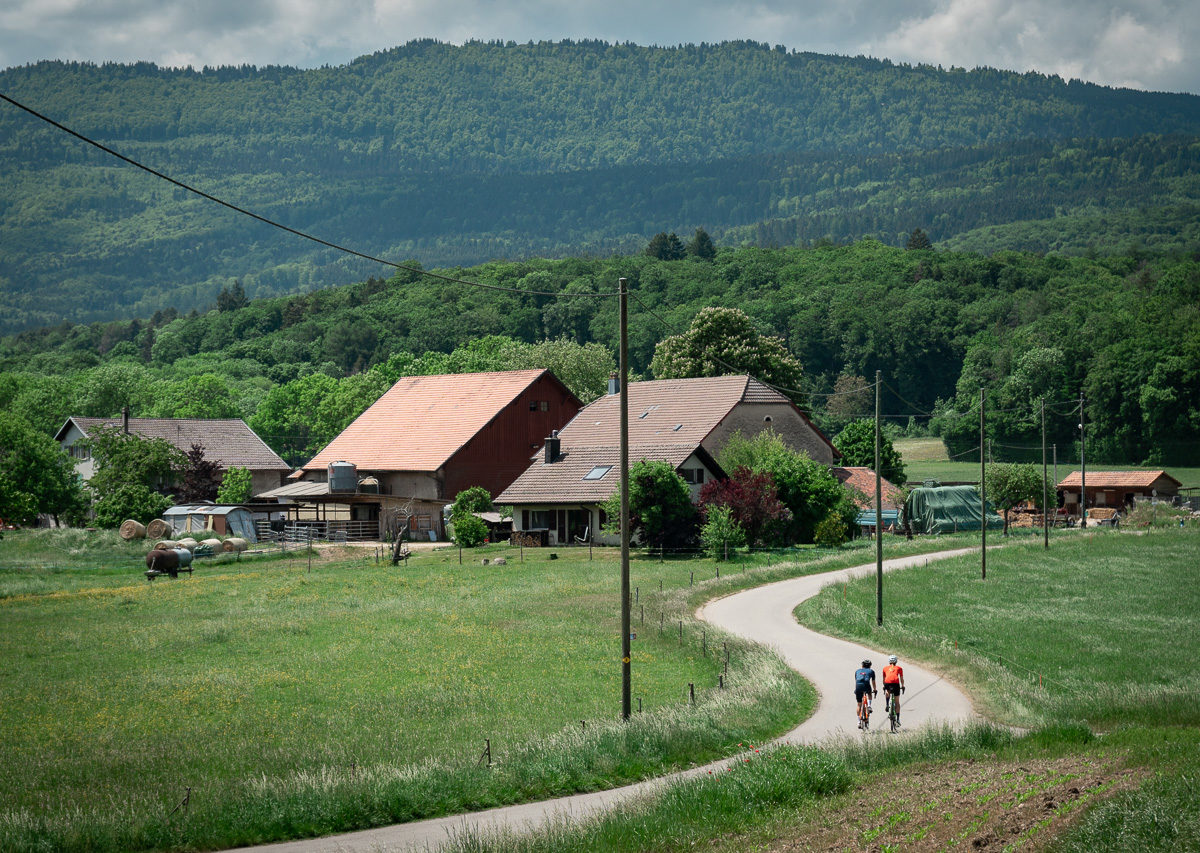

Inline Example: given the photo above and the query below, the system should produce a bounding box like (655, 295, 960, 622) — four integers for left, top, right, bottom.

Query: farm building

(259, 369, 581, 541)
(833, 466, 903, 534)
(1056, 470, 1182, 518)
(498, 375, 836, 546)
(56, 412, 290, 496)
(162, 504, 258, 542)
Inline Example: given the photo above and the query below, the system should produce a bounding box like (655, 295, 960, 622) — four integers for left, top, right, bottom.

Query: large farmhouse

(498, 375, 837, 545)
(261, 369, 581, 541)
(56, 412, 290, 496)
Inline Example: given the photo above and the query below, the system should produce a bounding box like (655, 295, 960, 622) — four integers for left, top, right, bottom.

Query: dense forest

(2, 40, 1200, 334)
(2, 241, 1197, 469)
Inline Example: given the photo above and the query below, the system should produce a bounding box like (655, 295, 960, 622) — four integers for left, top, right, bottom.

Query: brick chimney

(544, 430, 561, 464)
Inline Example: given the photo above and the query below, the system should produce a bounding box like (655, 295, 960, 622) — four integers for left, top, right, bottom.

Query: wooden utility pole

(619, 278, 631, 720)
(875, 370, 883, 626)
(1079, 391, 1087, 529)
(980, 388, 986, 580)
(1042, 398, 1049, 549)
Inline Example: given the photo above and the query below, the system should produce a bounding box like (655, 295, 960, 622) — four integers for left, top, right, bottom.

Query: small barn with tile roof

(1057, 470, 1182, 516)
(261, 369, 581, 541)
(497, 375, 836, 546)
(56, 414, 290, 496)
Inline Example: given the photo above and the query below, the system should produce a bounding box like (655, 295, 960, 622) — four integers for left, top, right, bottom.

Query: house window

(529, 400, 549, 411)
(528, 510, 551, 529)
(681, 468, 705, 484)
(416, 515, 432, 530)
(69, 444, 91, 460)
(583, 465, 612, 480)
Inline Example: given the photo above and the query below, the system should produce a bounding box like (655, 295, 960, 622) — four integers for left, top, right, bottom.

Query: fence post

(689, 683, 695, 704)
(679, 620, 683, 643)
(702, 630, 707, 656)
(719, 674, 724, 690)
(307, 527, 312, 574)
(637, 697, 642, 713)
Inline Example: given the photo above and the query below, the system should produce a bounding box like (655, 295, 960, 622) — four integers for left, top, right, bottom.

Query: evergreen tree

(685, 227, 717, 260)
(646, 231, 686, 260)
(906, 228, 933, 250)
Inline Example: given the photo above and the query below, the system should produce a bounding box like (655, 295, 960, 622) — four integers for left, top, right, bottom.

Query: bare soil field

(757, 754, 1143, 852)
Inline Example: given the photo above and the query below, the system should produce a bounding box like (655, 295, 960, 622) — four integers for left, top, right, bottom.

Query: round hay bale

(223, 537, 248, 553)
(119, 519, 147, 540)
(177, 537, 199, 551)
(145, 518, 172, 540)
(152, 539, 179, 551)
(199, 538, 222, 549)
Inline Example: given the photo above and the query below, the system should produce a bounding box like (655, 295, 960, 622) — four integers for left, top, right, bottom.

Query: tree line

(3, 42, 1200, 334)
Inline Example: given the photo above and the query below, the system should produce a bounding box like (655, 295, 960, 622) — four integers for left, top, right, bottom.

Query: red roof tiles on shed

(1056, 470, 1182, 489)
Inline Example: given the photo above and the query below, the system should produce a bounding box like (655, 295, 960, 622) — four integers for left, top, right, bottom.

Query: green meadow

(0, 530, 969, 851)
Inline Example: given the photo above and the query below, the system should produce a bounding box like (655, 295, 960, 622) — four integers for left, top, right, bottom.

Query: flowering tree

(649, 307, 808, 407)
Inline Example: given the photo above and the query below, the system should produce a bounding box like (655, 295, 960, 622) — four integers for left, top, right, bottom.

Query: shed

(900, 486, 1003, 534)
(162, 505, 258, 542)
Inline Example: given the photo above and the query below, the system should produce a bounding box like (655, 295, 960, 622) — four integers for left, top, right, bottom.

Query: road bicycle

(886, 690, 900, 733)
(857, 692, 873, 730)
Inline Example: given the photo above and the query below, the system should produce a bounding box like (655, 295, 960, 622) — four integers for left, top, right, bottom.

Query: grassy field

(445, 527, 1200, 852)
(796, 528, 1200, 728)
(894, 437, 1200, 490)
(0, 528, 974, 852)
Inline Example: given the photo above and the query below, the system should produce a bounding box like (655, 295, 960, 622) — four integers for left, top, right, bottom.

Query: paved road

(699, 548, 978, 743)
(229, 548, 978, 853)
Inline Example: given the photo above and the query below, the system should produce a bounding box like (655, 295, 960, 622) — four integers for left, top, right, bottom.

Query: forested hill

(3, 39, 1200, 334)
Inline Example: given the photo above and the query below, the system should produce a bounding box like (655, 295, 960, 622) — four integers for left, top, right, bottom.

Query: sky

(1, 0, 1197, 95)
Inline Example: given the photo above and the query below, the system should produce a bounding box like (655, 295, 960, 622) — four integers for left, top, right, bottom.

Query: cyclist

(882, 654, 905, 725)
(854, 659, 877, 729)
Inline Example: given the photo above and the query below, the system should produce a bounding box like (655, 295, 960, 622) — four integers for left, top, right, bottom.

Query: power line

(0, 92, 617, 301)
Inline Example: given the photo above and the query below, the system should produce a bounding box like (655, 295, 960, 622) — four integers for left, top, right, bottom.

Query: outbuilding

(162, 504, 258, 542)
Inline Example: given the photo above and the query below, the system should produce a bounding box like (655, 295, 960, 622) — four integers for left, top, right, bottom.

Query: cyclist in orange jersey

(882, 654, 905, 724)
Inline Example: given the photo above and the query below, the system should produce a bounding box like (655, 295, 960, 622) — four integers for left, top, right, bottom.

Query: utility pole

(875, 370, 883, 626)
(1042, 397, 1049, 550)
(1079, 391, 1087, 529)
(980, 388, 987, 580)
(619, 278, 631, 721)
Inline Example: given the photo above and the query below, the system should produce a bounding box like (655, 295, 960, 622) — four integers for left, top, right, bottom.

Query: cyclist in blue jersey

(854, 659, 877, 729)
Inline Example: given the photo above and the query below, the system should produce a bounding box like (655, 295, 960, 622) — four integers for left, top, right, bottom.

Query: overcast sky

(1, 0, 1196, 95)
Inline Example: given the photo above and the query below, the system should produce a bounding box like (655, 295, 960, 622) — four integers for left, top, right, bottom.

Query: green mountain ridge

(2, 39, 1200, 334)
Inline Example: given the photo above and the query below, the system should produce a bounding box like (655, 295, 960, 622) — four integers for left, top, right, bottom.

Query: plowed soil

(753, 754, 1142, 852)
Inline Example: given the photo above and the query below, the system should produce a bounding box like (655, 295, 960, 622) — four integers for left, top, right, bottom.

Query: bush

(701, 505, 746, 560)
(813, 513, 849, 548)
(452, 513, 488, 548)
(92, 484, 173, 529)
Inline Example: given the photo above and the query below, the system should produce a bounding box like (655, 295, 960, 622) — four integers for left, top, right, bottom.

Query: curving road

(229, 548, 978, 853)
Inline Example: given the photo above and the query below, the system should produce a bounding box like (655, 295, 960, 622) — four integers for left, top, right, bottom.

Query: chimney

(607, 372, 619, 395)
(122, 405, 130, 434)
(544, 430, 561, 464)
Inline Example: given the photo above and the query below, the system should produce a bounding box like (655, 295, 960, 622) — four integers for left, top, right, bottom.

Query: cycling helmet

(861, 659, 871, 668)
(888, 655, 898, 664)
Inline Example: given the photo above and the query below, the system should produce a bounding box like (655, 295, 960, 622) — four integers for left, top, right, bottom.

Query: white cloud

(866, 0, 1195, 92)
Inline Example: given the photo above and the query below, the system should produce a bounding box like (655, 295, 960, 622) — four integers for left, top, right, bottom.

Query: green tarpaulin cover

(900, 485, 1003, 534)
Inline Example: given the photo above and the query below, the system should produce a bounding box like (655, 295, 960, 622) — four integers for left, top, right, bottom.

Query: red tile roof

(59, 417, 288, 471)
(832, 466, 903, 510)
(1057, 470, 1182, 489)
(498, 444, 710, 504)
(304, 369, 559, 473)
